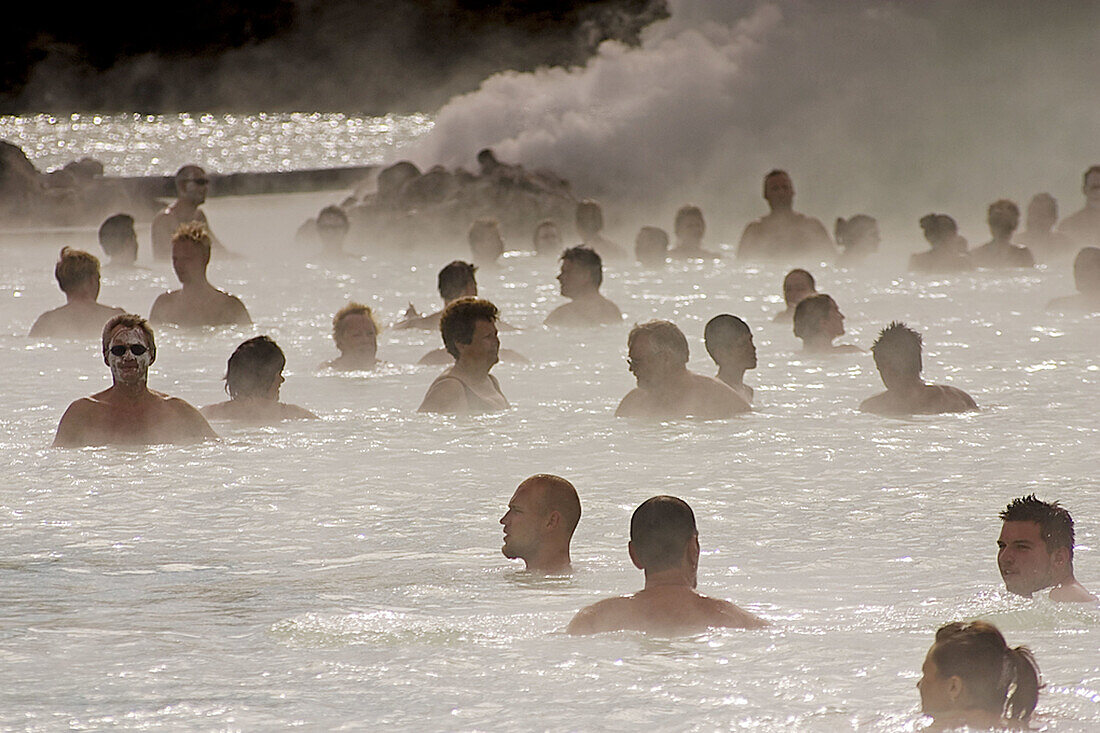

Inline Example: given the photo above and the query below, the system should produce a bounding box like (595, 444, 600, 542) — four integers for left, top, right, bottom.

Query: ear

(1051, 546, 1071, 569)
(685, 534, 700, 570)
(946, 675, 964, 703)
(628, 541, 643, 570)
(545, 510, 561, 532)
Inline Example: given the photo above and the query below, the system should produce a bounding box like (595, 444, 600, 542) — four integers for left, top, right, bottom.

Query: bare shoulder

(544, 302, 575, 326)
(53, 397, 100, 447)
(163, 396, 218, 437)
(859, 391, 892, 414)
(703, 596, 769, 629)
(1049, 582, 1098, 603)
(567, 596, 631, 635)
(419, 374, 467, 413)
(220, 292, 252, 324)
(927, 384, 977, 412)
(281, 403, 318, 419)
(598, 296, 623, 320)
(691, 374, 750, 416)
(615, 388, 646, 417)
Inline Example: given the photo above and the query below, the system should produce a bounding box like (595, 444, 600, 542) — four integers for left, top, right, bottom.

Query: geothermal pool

(0, 117, 1098, 731)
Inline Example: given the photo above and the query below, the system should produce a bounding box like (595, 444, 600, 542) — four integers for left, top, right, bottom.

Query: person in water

(910, 213, 973, 273)
(737, 169, 835, 262)
(316, 205, 351, 258)
(792, 294, 861, 354)
(1017, 193, 1073, 261)
(418, 297, 509, 415)
(1047, 246, 1100, 312)
(97, 213, 140, 269)
(532, 219, 563, 257)
(703, 314, 756, 404)
(567, 496, 767, 634)
(149, 223, 251, 327)
(834, 214, 880, 266)
(575, 199, 625, 260)
(53, 314, 217, 447)
(545, 246, 623, 326)
(669, 205, 719, 260)
(859, 322, 977, 415)
(917, 620, 1040, 732)
(152, 165, 231, 261)
(616, 320, 750, 419)
(29, 247, 126, 338)
(997, 494, 1096, 602)
(468, 218, 506, 268)
(773, 268, 817, 322)
(395, 260, 478, 331)
(325, 302, 381, 370)
(201, 336, 316, 422)
(500, 474, 581, 574)
(971, 199, 1035, 268)
(634, 226, 669, 268)
(1057, 164, 1100, 247)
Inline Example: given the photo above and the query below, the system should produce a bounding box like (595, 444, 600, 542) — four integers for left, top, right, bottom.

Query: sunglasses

(110, 344, 148, 357)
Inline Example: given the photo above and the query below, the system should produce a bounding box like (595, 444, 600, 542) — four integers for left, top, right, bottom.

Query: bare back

(150, 287, 251, 327)
(29, 302, 126, 338)
(616, 373, 750, 419)
(860, 384, 977, 416)
(568, 587, 766, 635)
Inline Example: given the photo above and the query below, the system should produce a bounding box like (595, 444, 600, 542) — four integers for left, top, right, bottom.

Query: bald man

(499, 474, 581, 574)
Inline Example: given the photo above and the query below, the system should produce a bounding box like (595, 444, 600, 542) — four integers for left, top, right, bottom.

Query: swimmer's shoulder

(614, 387, 647, 417)
(858, 391, 893, 414)
(281, 403, 318, 420)
(833, 344, 864, 354)
(28, 306, 65, 336)
(566, 595, 633, 635)
(926, 384, 977, 412)
(163, 396, 217, 437)
(1049, 581, 1098, 603)
(692, 374, 750, 415)
(701, 595, 769, 629)
(419, 372, 468, 413)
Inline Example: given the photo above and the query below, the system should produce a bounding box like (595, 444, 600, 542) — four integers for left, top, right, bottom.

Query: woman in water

(202, 336, 317, 422)
(910, 213, 973, 273)
(834, 214, 880, 266)
(917, 620, 1041, 731)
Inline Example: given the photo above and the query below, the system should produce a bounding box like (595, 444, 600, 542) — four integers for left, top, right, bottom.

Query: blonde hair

(171, 222, 212, 257)
(332, 302, 380, 339)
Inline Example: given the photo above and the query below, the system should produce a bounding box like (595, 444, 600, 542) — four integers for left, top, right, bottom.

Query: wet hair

(332, 302, 380, 341)
(1083, 165, 1100, 186)
(674, 205, 704, 234)
(763, 168, 790, 195)
(317, 205, 349, 228)
(628, 320, 689, 364)
(1073, 247, 1100, 292)
(929, 621, 1041, 724)
(704, 314, 751, 361)
(97, 213, 136, 256)
(440, 297, 498, 359)
(792, 294, 836, 339)
(561, 246, 603, 287)
(225, 336, 285, 400)
(102, 313, 155, 362)
(522, 474, 582, 537)
(1027, 193, 1057, 221)
(438, 260, 478, 301)
(834, 214, 878, 250)
(171, 222, 212, 259)
(999, 495, 1075, 559)
(630, 496, 697, 572)
(871, 321, 922, 377)
(575, 199, 604, 234)
(987, 199, 1020, 231)
(174, 164, 205, 185)
(635, 226, 669, 264)
(784, 268, 815, 292)
(919, 213, 958, 242)
(54, 247, 100, 293)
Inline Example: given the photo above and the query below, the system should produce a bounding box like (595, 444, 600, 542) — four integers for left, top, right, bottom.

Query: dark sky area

(2, 0, 666, 113)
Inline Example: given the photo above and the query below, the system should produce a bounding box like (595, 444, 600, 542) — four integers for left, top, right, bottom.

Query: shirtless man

(567, 496, 767, 634)
(97, 214, 140, 268)
(394, 260, 477, 331)
(152, 165, 230, 261)
(859, 322, 977, 415)
(325, 302, 381, 370)
(149, 223, 251, 327)
(792, 294, 862, 355)
(634, 226, 669, 268)
(575, 199, 625, 260)
(532, 220, 563, 256)
(202, 336, 316, 422)
(616, 320, 750, 419)
(703, 314, 756, 403)
(418, 298, 509, 415)
(1047, 247, 1100, 313)
(53, 314, 217, 447)
(545, 246, 623, 327)
(737, 170, 835, 262)
(773, 269, 817, 322)
(971, 199, 1035, 269)
(910, 214, 973, 273)
(1057, 165, 1100, 248)
(1017, 193, 1073, 262)
(29, 247, 125, 338)
(997, 495, 1096, 603)
(500, 474, 582, 574)
(669, 205, 720, 260)
(468, 218, 505, 268)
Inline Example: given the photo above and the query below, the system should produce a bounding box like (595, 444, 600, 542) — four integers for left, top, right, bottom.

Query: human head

(500, 474, 582, 570)
(102, 313, 156, 364)
(919, 213, 959, 248)
(376, 161, 421, 204)
(1073, 246, 1100, 294)
(575, 199, 604, 237)
(674, 205, 705, 242)
(1025, 193, 1057, 233)
(477, 148, 500, 175)
(225, 336, 286, 400)
(468, 218, 504, 265)
(763, 169, 794, 210)
(532, 220, 563, 256)
(782, 268, 816, 308)
(987, 199, 1020, 238)
(170, 222, 212, 284)
(438, 260, 478, 302)
(54, 247, 100, 298)
(316, 205, 349, 251)
(704, 314, 756, 370)
(332, 302, 380, 359)
(629, 496, 699, 581)
(1083, 165, 1100, 205)
(174, 165, 209, 205)
(871, 321, 922, 389)
(793, 294, 843, 342)
(97, 213, 138, 264)
(918, 621, 1040, 725)
(998, 494, 1076, 596)
(834, 214, 880, 253)
(101, 313, 156, 385)
(635, 226, 669, 267)
(627, 320, 690, 389)
(440, 297, 499, 360)
(558, 246, 603, 297)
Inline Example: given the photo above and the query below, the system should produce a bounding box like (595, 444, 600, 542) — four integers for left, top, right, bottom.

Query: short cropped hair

(1074, 246, 1100, 292)
(630, 496, 697, 572)
(1083, 165, 1100, 185)
(523, 474, 582, 537)
(102, 313, 156, 362)
(225, 336, 285, 399)
(1000, 494, 1076, 559)
(628, 320, 689, 364)
(784, 268, 815, 292)
(171, 222, 212, 259)
(763, 168, 790, 195)
(987, 199, 1020, 230)
(871, 321, 922, 377)
(793, 294, 836, 339)
(174, 164, 205, 185)
(55, 247, 100, 293)
(97, 214, 135, 255)
(919, 213, 958, 240)
(674, 205, 704, 233)
(438, 260, 477, 301)
(317, 205, 349, 228)
(332, 302, 380, 340)
(440, 297, 499, 358)
(561, 246, 603, 288)
(636, 226, 669, 249)
(834, 214, 877, 249)
(575, 199, 604, 233)
(704, 314, 751, 361)
(1027, 193, 1057, 220)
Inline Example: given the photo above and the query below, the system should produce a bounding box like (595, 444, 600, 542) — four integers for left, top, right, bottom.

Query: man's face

(557, 258, 592, 298)
(1026, 199, 1056, 233)
(500, 484, 547, 561)
(676, 214, 705, 241)
(172, 240, 207, 284)
(783, 275, 814, 308)
(733, 331, 757, 369)
(1084, 170, 1100, 206)
(105, 326, 153, 385)
(823, 300, 845, 338)
(997, 520, 1059, 596)
(177, 168, 209, 205)
(335, 313, 378, 358)
(628, 334, 673, 389)
(471, 231, 504, 262)
(458, 319, 499, 366)
(764, 173, 794, 209)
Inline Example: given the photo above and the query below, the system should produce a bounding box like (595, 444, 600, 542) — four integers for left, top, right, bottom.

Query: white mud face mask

(107, 327, 153, 383)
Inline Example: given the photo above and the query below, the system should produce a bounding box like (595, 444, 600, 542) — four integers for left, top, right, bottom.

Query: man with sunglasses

(152, 165, 232, 261)
(53, 314, 217, 447)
